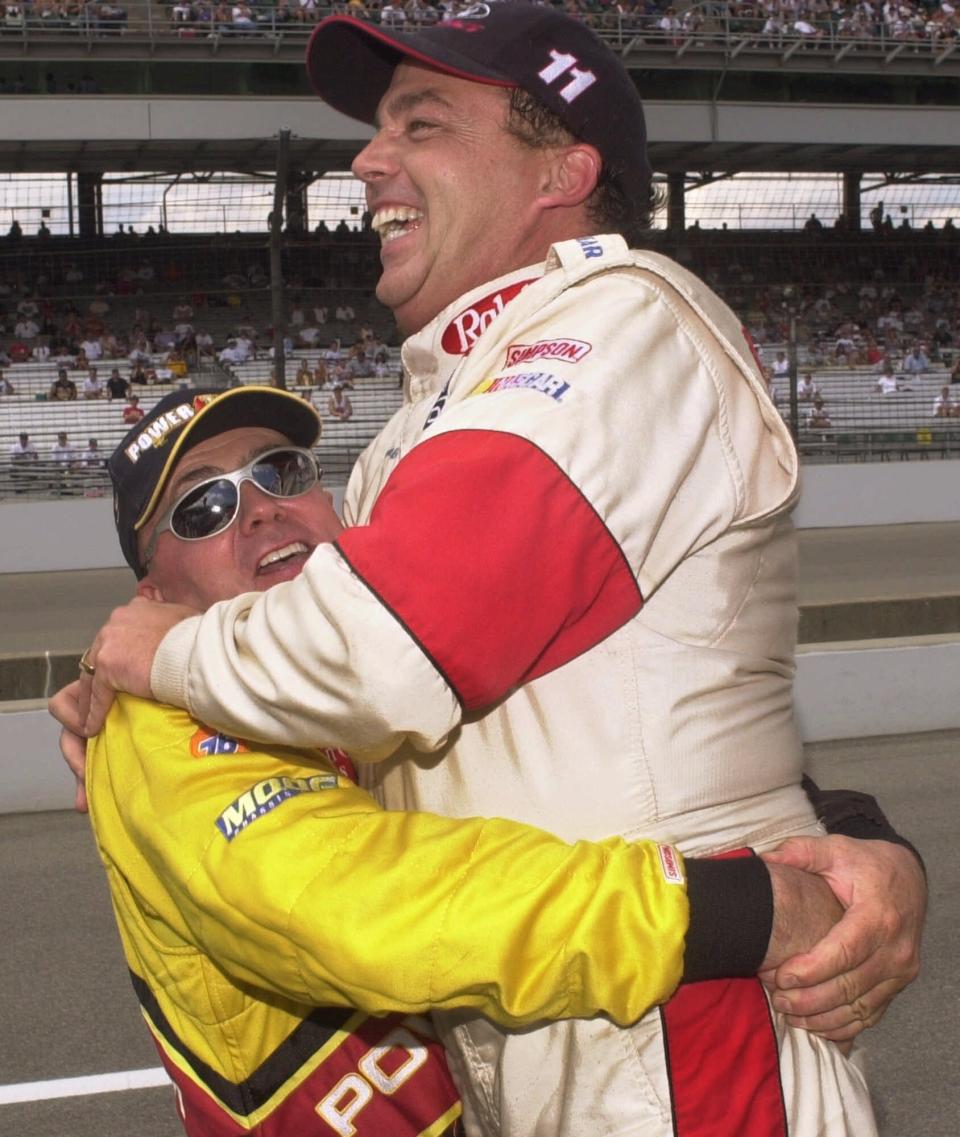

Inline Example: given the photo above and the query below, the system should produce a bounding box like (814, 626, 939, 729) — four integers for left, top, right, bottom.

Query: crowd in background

(0, 0, 955, 47)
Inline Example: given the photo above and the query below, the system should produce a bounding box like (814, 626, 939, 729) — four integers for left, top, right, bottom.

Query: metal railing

(0, 2, 956, 72)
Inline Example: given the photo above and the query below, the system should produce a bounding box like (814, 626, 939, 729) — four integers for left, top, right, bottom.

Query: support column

(76, 172, 103, 239)
(285, 170, 309, 234)
(667, 172, 686, 234)
(842, 172, 862, 232)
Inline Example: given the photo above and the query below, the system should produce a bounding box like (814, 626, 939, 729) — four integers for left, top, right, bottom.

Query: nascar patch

(472, 371, 570, 401)
(505, 338, 592, 367)
(191, 727, 249, 758)
(216, 774, 339, 841)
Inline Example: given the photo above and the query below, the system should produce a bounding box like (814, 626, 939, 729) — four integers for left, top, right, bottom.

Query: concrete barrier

(6, 633, 958, 814)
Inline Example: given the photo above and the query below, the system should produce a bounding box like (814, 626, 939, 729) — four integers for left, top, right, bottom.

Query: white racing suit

(155, 234, 876, 1137)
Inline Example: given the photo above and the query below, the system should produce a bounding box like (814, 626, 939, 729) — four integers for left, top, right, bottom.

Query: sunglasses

(144, 447, 322, 560)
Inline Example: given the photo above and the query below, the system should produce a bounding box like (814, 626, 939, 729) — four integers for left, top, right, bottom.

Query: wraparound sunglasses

(144, 447, 322, 558)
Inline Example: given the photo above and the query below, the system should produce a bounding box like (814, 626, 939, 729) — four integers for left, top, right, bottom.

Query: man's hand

(761, 835, 926, 1042)
(48, 680, 89, 813)
(760, 860, 844, 974)
(54, 597, 198, 738)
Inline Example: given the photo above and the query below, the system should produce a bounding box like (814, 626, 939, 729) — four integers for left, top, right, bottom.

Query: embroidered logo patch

(440, 279, 535, 356)
(191, 727, 249, 758)
(577, 235, 604, 259)
(322, 747, 357, 782)
(658, 843, 685, 885)
(474, 371, 570, 401)
(505, 339, 592, 367)
(216, 774, 340, 841)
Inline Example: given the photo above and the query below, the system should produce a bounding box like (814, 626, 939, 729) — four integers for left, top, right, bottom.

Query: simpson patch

(216, 774, 340, 841)
(504, 339, 592, 367)
(472, 371, 570, 401)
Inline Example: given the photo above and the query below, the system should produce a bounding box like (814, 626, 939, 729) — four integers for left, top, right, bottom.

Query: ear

(137, 579, 167, 603)
(539, 143, 601, 211)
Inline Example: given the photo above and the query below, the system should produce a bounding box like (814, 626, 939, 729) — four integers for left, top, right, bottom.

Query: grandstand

(1, 8, 958, 1137)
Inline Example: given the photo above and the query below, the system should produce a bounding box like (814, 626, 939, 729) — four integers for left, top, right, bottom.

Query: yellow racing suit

(88, 694, 694, 1136)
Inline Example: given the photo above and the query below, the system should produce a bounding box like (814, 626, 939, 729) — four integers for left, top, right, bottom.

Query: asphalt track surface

(1, 523, 958, 1135)
(2, 730, 958, 1137)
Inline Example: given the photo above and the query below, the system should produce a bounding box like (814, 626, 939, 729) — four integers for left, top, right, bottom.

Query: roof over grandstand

(1, 96, 958, 178)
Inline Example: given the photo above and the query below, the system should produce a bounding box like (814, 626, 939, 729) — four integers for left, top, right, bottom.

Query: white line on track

(0, 1067, 170, 1105)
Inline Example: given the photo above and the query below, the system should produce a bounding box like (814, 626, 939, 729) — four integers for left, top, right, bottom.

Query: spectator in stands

(796, 372, 819, 400)
(771, 350, 790, 380)
(123, 394, 145, 425)
(107, 368, 130, 400)
(153, 328, 178, 353)
(345, 345, 375, 381)
(231, 1, 257, 30)
(806, 396, 832, 430)
(129, 335, 152, 366)
(219, 335, 254, 365)
(173, 299, 194, 322)
(83, 438, 106, 467)
(51, 431, 78, 492)
(312, 357, 329, 387)
(9, 431, 38, 491)
(334, 302, 355, 322)
(803, 213, 823, 232)
(14, 313, 39, 340)
(82, 368, 104, 400)
(164, 346, 190, 378)
(289, 301, 306, 327)
(32, 341, 51, 363)
(933, 385, 957, 418)
(0, 370, 15, 396)
(327, 381, 353, 422)
(80, 333, 103, 361)
(313, 303, 328, 325)
(380, 1, 406, 27)
(195, 329, 215, 358)
(902, 342, 931, 375)
(295, 359, 313, 386)
(876, 365, 911, 394)
(49, 369, 78, 401)
(297, 320, 322, 347)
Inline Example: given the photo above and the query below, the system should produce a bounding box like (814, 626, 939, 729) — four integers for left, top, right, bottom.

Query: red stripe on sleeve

(337, 430, 642, 710)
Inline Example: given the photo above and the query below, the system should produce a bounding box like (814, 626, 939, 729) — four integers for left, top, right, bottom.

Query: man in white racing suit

(62, 5, 925, 1136)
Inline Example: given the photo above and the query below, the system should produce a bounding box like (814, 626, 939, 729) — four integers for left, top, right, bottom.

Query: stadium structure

(1, 8, 958, 1137)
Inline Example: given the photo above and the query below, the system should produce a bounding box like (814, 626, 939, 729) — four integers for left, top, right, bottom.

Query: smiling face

(138, 426, 342, 610)
(352, 63, 576, 335)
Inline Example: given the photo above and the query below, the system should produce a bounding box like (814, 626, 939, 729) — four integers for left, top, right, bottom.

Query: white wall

(7, 634, 958, 812)
(1, 464, 956, 574)
(794, 460, 960, 528)
(0, 486, 347, 573)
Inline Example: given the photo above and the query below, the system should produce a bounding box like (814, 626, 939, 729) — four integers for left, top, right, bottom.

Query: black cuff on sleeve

(682, 855, 772, 984)
(802, 775, 926, 874)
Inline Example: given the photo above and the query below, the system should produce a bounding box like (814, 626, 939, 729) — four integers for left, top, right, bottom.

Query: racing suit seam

(633, 271, 745, 522)
(335, 535, 468, 715)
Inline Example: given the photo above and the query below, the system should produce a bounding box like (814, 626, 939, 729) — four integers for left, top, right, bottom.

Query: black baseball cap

(109, 386, 321, 577)
(306, 3, 651, 210)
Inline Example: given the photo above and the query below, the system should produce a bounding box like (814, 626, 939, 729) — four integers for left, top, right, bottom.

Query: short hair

(503, 88, 662, 245)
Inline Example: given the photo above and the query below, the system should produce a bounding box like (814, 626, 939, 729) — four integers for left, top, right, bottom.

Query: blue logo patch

(485, 371, 570, 401)
(577, 236, 604, 259)
(216, 774, 339, 841)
